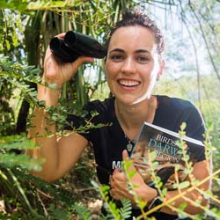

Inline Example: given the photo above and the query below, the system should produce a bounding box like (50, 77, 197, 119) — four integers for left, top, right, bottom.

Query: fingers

(54, 32, 66, 38)
(122, 149, 137, 174)
(109, 168, 125, 191)
(122, 149, 129, 160)
(109, 174, 134, 201)
(66, 56, 94, 80)
(43, 50, 94, 86)
(73, 56, 94, 68)
(109, 169, 129, 200)
(110, 187, 131, 200)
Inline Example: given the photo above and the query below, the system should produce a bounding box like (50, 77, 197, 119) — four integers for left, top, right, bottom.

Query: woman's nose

(121, 57, 135, 74)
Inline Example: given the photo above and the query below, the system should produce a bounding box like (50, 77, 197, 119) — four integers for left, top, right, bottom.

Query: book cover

(130, 122, 205, 190)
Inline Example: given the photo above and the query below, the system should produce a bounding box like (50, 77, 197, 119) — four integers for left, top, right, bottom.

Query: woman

(28, 10, 211, 219)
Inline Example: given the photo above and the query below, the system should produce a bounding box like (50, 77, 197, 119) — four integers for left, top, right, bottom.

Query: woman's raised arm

(27, 35, 94, 182)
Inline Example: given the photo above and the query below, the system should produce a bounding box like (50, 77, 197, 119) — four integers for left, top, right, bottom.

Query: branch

(178, 2, 202, 110)
(148, 0, 176, 6)
(188, 2, 220, 84)
(145, 168, 220, 216)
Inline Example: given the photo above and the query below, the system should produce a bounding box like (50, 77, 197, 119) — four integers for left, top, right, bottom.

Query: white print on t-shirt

(112, 160, 122, 169)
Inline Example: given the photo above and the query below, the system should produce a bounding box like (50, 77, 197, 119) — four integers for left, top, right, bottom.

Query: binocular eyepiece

(50, 31, 106, 63)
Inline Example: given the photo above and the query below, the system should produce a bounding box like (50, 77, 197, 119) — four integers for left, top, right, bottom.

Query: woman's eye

(110, 54, 123, 61)
(136, 56, 149, 62)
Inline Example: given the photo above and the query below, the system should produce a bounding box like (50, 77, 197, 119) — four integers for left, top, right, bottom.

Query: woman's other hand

(109, 150, 157, 205)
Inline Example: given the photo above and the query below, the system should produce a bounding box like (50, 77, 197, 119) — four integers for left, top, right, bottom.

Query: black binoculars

(50, 31, 106, 63)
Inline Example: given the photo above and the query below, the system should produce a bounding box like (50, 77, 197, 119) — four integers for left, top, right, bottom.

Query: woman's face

(105, 26, 163, 105)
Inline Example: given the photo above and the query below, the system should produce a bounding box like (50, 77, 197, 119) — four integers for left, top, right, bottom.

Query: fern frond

(119, 199, 132, 220)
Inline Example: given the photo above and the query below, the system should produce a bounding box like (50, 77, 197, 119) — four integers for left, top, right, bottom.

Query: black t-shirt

(65, 95, 206, 219)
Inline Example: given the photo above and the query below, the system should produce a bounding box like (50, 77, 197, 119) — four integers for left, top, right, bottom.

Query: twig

(145, 168, 220, 215)
(188, 2, 220, 84)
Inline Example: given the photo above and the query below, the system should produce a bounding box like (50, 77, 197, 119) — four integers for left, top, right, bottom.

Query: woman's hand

(109, 150, 157, 205)
(43, 33, 94, 88)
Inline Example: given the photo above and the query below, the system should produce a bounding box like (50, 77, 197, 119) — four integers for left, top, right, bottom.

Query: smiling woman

(27, 9, 211, 220)
(105, 26, 164, 105)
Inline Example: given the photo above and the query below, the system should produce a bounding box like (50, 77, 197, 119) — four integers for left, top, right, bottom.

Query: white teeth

(119, 80, 140, 87)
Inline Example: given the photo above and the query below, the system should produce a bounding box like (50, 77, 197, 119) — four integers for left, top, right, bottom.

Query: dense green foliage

(0, 0, 220, 219)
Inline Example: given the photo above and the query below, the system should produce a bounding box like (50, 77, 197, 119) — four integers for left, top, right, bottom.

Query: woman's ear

(157, 59, 165, 81)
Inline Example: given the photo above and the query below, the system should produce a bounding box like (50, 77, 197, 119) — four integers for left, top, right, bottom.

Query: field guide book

(130, 122, 205, 190)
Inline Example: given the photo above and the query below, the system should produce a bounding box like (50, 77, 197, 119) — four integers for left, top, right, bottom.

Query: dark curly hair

(105, 10, 165, 59)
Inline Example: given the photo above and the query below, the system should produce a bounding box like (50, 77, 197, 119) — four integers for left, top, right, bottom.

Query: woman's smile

(117, 78, 141, 88)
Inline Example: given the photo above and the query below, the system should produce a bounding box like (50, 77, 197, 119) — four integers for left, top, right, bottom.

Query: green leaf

(0, 153, 43, 171)
(48, 204, 70, 220)
(119, 199, 132, 219)
(0, 136, 37, 150)
(178, 181, 190, 189)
